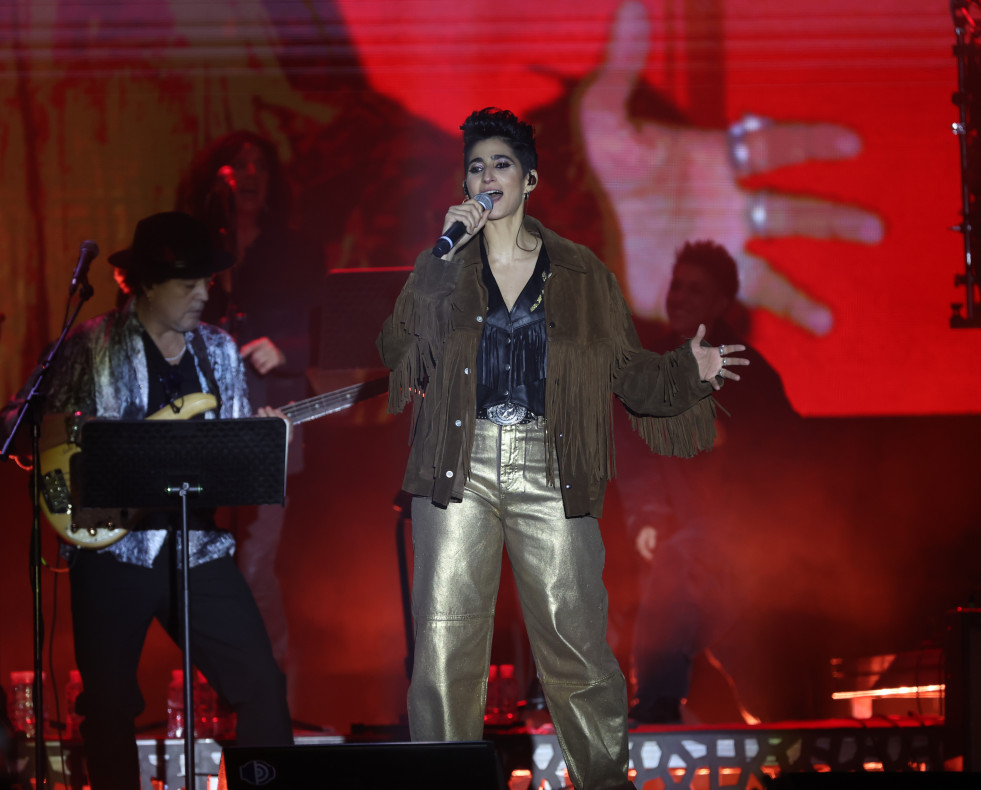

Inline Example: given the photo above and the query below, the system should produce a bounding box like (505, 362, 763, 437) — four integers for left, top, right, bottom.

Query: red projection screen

(0, 0, 972, 416)
(332, 0, 969, 415)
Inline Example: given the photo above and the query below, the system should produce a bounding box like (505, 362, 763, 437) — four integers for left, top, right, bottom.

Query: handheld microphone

(206, 165, 237, 254)
(216, 164, 236, 191)
(69, 240, 99, 296)
(214, 165, 237, 217)
(432, 192, 494, 257)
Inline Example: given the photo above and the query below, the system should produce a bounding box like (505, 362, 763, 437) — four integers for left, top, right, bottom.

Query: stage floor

(14, 716, 947, 789)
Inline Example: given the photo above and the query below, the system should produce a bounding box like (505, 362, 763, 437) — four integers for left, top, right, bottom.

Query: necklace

(163, 343, 186, 363)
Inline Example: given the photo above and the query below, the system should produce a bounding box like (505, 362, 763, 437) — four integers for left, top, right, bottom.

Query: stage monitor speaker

(221, 740, 507, 790)
(945, 607, 981, 771)
(766, 773, 981, 789)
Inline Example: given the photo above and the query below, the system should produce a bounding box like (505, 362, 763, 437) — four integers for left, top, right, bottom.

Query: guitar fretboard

(280, 377, 388, 425)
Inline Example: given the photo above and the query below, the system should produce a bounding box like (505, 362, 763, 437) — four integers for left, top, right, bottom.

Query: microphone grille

(474, 192, 494, 211)
(216, 165, 237, 187)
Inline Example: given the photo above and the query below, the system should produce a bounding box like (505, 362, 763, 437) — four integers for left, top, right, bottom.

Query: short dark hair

(460, 108, 537, 176)
(674, 240, 740, 302)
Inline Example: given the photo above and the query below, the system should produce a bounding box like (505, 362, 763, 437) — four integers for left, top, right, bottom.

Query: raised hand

(689, 324, 748, 390)
(438, 197, 492, 260)
(635, 525, 658, 562)
(240, 336, 286, 375)
(578, 0, 883, 335)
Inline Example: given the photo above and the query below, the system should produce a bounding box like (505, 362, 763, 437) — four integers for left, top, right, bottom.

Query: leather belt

(476, 403, 543, 426)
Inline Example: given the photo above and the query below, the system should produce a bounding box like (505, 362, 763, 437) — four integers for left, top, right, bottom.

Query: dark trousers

(70, 540, 293, 790)
(630, 531, 734, 723)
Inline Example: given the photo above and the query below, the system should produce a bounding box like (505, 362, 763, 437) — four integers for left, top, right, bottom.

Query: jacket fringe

(544, 339, 619, 488)
(628, 397, 717, 458)
(610, 281, 717, 460)
(384, 277, 451, 424)
(431, 330, 478, 483)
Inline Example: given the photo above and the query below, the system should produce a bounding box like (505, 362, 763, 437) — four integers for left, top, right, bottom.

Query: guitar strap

(188, 330, 224, 414)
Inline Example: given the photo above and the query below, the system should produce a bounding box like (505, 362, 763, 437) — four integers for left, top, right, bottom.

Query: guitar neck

(280, 377, 388, 425)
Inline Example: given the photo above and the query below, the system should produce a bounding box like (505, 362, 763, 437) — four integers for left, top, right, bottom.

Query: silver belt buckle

(486, 403, 527, 426)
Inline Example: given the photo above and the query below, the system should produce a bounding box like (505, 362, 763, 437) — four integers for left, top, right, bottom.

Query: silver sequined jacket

(42, 300, 252, 568)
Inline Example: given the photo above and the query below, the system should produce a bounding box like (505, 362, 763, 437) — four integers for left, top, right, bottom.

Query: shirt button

(564, 483, 571, 489)
(548, 321, 556, 328)
(464, 367, 470, 375)
(476, 316, 483, 323)
(445, 470, 454, 478)
(454, 420, 462, 427)
(504, 364, 511, 371)
(506, 337, 511, 344)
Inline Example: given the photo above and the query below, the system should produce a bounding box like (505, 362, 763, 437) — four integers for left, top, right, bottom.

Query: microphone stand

(1, 272, 95, 790)
(950, 0, 981, 327)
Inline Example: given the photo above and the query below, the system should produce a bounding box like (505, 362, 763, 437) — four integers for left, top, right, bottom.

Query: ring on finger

(727, 113, 773, 176)
(747, 192, 771, 236)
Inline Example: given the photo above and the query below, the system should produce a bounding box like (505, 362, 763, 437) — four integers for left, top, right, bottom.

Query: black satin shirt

(475, 239, 550, 415)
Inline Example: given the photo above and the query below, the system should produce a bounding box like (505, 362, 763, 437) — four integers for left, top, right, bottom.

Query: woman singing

(377, 107, 747, 790)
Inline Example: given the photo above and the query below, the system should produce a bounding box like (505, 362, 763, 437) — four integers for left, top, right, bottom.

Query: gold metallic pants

(409, 418, 632, 790)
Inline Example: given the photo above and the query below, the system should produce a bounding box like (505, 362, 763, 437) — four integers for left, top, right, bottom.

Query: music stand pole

(169, 481, 202, 789)
(79, 416, 288, 790)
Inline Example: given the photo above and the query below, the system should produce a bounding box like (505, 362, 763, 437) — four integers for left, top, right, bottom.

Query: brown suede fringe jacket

(376, 216, 717, 518)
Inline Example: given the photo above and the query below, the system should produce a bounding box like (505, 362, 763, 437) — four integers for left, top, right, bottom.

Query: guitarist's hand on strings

(257, 405, 294, 443)
(241, 337, 286, 375)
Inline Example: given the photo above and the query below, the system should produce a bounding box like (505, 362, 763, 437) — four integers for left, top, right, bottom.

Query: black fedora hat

(107, 211, 234, 281)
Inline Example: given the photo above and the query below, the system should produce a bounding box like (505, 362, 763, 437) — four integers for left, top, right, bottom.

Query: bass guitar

(39, 376, 387, 548)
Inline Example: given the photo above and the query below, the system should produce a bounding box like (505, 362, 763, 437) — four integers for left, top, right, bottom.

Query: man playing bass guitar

(1, 211, 293, 790)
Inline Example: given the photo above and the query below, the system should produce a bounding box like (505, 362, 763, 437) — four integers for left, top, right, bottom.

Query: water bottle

(166, 670, 185, 738)
(483, 664, 500, 725)
(168, 669, 220, 738)
(497, 664, 519, 725)
(194, 670, 216, 739)
(8, 671, 48, 739)
(65, 670, 84, 740)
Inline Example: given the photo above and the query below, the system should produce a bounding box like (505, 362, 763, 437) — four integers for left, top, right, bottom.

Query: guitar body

(38, 375, 387, 548)
(40, 393, 219, 548)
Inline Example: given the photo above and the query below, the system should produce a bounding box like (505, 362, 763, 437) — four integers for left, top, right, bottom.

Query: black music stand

(78, 417, 288, 790)
(318, 266, 411, 370)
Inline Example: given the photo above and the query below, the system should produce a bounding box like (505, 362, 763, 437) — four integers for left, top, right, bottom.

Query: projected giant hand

(579, 0, 883, 335)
